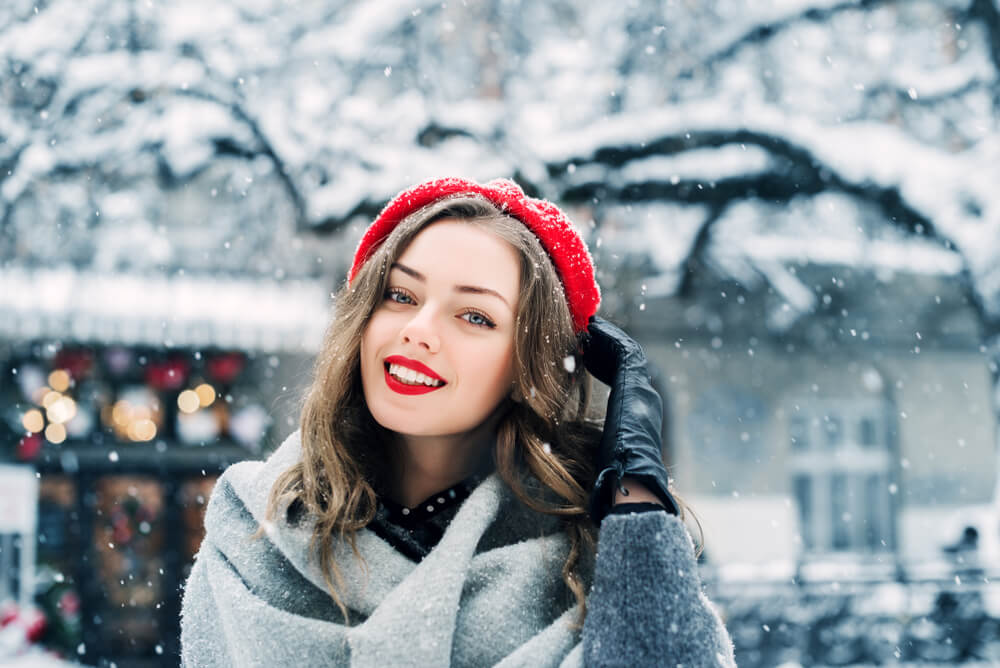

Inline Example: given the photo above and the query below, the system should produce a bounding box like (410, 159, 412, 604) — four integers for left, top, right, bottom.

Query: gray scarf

(181, 430, 588, 667)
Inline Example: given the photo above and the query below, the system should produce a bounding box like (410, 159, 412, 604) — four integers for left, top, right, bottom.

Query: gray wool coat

(180, 430, 736, 667)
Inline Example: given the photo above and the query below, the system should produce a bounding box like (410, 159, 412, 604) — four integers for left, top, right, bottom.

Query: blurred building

(0, 162, 332, 665)
(630, 226, 998, 579)
(0, 327, 325, 666)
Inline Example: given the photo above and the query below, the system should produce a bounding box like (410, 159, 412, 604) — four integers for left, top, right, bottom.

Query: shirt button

(426, 505, 434, 512)
(437, 497, 445, 504)
(401, 508, 411, 515)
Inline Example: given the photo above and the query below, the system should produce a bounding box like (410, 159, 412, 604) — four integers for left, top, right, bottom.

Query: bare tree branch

(964, 0, 1000, 86)
(551, 129, 936, 236)
(674, 0, 886, 81)
(861, 78, 989, 109)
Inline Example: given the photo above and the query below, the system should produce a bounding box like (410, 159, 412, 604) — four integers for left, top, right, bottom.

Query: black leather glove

(583, 316, 679, 522)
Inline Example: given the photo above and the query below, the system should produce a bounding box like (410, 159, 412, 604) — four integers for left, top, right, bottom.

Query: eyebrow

(390, 262, 512, 309)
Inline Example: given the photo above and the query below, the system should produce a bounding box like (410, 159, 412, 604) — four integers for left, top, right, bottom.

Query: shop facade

(1, 269, 326, 667)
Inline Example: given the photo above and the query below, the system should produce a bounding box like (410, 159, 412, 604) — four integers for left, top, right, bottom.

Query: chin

(367, 403, 437, 436)
(367, 404, 482, 440)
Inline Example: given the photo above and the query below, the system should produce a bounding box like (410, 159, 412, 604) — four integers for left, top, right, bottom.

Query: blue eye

(461, 311, 496, 329)
(385, 288, 414, 304)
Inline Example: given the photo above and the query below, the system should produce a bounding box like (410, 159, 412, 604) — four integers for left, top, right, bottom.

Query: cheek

(470, 343, 515, 395)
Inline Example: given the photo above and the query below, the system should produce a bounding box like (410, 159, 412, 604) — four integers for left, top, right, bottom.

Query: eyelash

(384, 288, 497, 329)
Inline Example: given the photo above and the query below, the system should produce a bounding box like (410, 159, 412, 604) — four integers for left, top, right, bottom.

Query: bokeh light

(177, 390, 200, 414)
(41, 389, 62, 409)
(44, 422, 67, 444)
(128, 419, 157, 442)
(48, 369, 71, 392)
(47, 396, 77, 424)
(22, 408, 45, 433)
(195, 383, 216, 407)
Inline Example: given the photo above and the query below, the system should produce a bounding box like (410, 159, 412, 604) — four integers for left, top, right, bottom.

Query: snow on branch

(674, 0, 887, 81)
(537, 101, 1000, 319)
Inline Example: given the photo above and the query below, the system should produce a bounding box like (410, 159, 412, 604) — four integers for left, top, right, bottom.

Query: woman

(180, 177, 735, 667)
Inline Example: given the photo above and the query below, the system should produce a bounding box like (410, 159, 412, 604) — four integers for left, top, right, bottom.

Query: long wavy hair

(263, 194, 689, 624)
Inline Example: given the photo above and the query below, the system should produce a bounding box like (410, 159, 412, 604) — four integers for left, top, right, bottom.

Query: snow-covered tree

(3, 1, 1000, 462)
(2, 0, 997, 293)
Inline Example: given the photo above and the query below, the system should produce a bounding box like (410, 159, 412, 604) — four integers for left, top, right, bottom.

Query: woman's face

(360, 219, 520, 439)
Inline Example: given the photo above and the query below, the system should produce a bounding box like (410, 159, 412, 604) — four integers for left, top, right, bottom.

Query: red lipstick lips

(383, 355, 447, 396)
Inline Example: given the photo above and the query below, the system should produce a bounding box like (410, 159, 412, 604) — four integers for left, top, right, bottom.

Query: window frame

(788, 398, 897, 556)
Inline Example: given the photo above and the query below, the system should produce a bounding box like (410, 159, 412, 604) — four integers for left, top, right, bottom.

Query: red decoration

(349, 177, 601, 333)
(145, 358, 190, 391)
(17, 434, 43, 461)
(23, 607, 46, 643)
(112, 514, 133, 544)
(0, 604, 47, 644)
(57, 590, 81, 617)
(0, 603, 17, 627)
(53, 348, 95, 381)
(206, 352, 245, 384)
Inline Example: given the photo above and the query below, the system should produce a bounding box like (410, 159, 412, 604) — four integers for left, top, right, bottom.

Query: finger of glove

(615, 377, 664, 451)
(582, 319, 621, 383)
(596, 369, 663, 470)
(584, 317, 642, 385)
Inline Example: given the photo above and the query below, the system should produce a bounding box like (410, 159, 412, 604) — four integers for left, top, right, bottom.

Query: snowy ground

(1, 651, 84, 667)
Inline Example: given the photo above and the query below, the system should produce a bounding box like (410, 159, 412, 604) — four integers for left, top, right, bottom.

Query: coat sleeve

(582, 510, 736, 667)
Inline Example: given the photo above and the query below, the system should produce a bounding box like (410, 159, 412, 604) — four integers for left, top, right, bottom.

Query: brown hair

(263, 194, 690, 623)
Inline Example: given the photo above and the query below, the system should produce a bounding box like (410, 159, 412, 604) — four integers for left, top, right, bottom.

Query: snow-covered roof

(0, 267, 329, 353)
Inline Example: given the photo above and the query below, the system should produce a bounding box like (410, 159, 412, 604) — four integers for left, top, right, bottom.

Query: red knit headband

(348, 177, 600, 333)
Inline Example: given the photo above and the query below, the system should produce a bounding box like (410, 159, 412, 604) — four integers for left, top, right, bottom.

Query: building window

(865, 473, 886, 550)
(788, 399, 896, 555)
(830, 473, 850, 550)
(789, 416, 808, 451)
(793, 474, 813, 549)
(824, 416, 842, 449)
(859, 417, 877, 448)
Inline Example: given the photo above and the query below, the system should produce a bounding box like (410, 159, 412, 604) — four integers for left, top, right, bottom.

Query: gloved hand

(582, 315, 679, 522)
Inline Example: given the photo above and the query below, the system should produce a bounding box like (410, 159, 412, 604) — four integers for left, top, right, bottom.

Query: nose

(399, 305, 441, 353)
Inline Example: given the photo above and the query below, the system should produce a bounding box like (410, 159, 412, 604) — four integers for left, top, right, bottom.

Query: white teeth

(388, 363, 442, 387)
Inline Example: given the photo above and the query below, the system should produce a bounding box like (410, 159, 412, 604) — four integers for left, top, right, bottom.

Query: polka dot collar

(379, 474, 485, 528)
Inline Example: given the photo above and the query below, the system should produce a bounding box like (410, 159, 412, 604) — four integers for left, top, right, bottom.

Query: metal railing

(703, 563, 1000, 666)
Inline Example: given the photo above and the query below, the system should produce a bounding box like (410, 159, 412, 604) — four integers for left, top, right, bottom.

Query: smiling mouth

(383, 362, 447, 395)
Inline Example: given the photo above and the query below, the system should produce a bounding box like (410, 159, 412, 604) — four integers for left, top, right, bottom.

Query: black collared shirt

(368, 475, 666, 562)
(368, 475, 484, 562)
